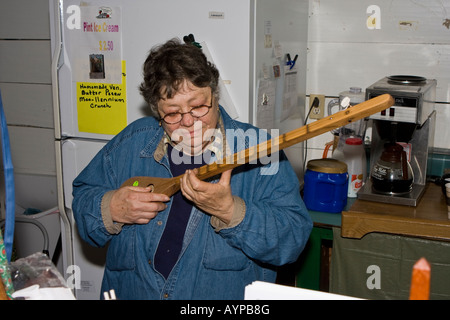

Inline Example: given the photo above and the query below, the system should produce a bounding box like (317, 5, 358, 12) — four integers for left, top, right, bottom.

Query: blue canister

(304, 159, 348, 213)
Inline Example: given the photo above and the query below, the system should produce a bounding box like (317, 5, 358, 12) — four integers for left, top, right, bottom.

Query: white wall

(0, 0, 58, 212)
(305, 0, 450, 163)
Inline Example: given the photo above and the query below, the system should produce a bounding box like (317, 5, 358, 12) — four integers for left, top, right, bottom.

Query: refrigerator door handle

(51, 0, 64, 140)
(51, 0, 74, 280)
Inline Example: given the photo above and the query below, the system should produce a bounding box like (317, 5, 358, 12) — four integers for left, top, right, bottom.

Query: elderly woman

(72, 38, 312, 300)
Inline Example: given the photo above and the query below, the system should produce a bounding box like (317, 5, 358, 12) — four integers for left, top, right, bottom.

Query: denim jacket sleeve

(72, 118, 165, 248)
(72, 146, 118, 248)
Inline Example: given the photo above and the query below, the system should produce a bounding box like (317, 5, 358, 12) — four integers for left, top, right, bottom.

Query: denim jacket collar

(140, 126, 164, 159)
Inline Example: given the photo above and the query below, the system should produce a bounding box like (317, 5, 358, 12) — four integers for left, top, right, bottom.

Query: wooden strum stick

(121, 94, 394, 196)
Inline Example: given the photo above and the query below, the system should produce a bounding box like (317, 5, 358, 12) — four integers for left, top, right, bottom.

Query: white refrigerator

(50, 0, 308, 299)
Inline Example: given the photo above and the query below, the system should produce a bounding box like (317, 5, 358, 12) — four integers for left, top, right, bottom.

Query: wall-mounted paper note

(77, 61, 127, 135)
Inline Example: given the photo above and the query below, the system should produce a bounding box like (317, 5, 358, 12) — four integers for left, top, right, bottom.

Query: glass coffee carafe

(370, 143, 414, 195)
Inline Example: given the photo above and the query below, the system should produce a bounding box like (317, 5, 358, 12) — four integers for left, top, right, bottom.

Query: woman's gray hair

(139, 38, 220, 118)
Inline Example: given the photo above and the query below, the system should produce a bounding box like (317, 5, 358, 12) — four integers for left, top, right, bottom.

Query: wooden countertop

(341, 183, 450, 241)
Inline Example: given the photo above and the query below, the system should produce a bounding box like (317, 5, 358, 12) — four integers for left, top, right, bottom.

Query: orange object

(409, 257, 431, 300)
(322, 141, 333, 158)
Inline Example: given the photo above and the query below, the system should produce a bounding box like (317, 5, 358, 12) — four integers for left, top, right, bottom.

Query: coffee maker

(357, 75, 436, 206)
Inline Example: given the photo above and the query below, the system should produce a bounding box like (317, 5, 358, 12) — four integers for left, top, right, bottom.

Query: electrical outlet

(309, 94, 325, 119)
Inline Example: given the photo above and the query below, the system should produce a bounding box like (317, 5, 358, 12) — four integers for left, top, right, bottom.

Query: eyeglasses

(160, 97, 213, 125)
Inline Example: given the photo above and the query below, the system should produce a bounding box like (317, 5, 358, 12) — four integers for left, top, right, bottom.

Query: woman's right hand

(109, 186, 170, 224)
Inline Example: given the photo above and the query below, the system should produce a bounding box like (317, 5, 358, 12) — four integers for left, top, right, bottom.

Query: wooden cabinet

(291, 183, 450, 299)
(342, 184, 450, 241)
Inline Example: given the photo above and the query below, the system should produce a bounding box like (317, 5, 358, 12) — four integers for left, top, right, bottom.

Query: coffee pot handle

(401, 150, 409, 180)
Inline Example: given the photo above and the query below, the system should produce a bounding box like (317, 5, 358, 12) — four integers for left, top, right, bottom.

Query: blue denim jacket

(72, 107, 312, 300)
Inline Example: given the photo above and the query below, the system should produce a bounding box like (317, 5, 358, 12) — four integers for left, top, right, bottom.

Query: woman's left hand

(180, 168, 234, 224)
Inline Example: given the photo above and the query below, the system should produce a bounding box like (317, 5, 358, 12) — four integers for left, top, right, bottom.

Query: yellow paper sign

(77, 61, 127, 135)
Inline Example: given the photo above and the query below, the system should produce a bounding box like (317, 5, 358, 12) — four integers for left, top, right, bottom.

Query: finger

(143, 192, 171, 203)
(126, 186, 170, 201)
(133, 211, 159, 224)
(126, 199, 168, 224)
(185, 169, 206, 192)
(218, 169, 233, 186)
(180, 172, 194, 200)
(136, 202, 167, 215)
(125, 186, 154, 193)
(180, 170, 194, 191)
(125, 190, 170, 205)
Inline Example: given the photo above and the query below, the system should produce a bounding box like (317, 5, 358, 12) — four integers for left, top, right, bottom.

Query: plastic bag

(9, 252, 75, 300)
